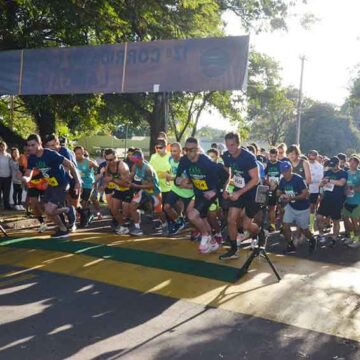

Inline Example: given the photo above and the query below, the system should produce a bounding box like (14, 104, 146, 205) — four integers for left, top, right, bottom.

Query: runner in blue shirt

(175, 137, 221, 254)
(44, 134, 78, 231)
(219, 132, 265, 260)
(277, 161, 316, 254)
(23, 134, 81, 238)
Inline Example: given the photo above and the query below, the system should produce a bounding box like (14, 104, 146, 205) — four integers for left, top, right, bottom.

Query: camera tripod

(235, 230, 281, 282)
(235, 185, 281, 282)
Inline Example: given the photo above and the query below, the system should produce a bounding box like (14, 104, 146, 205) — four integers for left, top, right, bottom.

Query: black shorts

(268, 190, 278, 207)
(28, 188, 44, 199)
(44, 186, 67, 206)
(166, 190, 192, 211)
(317, 198, 343, 221)
(309, 193, 319, 204)
(112, 189, 133, 203)
(229, 195, 260, 219)
(81, 188, 94, 202)
(105, 188, 114, 195)
(194, 195, 217, 218)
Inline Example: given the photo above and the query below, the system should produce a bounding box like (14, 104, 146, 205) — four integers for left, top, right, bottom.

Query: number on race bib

(192, 179, 208, 191)
(233, 175, 245, 189)
(324, 183, 334, 192)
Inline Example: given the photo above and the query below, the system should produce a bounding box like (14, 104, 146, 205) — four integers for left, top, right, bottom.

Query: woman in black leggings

(10, 147, 24, 211)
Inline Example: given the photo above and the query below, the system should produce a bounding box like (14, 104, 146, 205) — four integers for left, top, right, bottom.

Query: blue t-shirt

(28, 149, 67, 187)
(176, 154, 221, 195)
(222, 148, 258, 199)
(59, 146, 77, 183)
(265, 161, 282, 179)
(278, 174, 309, 210)
(323, 169, 347, 202)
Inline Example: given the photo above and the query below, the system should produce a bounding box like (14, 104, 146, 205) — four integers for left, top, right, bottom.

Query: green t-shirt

(346, 169, 360, 205)
(169, 157, 194, 199)
(149, 152, 172, 192)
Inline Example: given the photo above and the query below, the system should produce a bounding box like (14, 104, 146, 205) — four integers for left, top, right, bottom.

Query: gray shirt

(10, 159, 22, 184)
(0, 153, 11, 178)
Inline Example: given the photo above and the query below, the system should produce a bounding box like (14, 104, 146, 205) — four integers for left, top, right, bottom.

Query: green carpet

(0, 236, 240, 282)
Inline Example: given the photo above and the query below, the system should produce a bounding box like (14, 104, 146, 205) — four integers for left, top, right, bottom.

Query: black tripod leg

(0, 225, 8, 238)
(235, 249, 259, 280)
(260, 249, 281, 281)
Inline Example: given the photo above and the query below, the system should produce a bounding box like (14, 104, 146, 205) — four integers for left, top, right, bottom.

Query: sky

(200, 0, 360, 130)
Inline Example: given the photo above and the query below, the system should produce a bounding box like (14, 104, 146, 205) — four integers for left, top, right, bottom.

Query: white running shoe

(38, 223, 48, 233)
(14, 205, 21, 211)
(207, 240, 220, 253)
(115, 226, 130, 235)
(19, 205, 26, 211)
(199, 235, 211, 254)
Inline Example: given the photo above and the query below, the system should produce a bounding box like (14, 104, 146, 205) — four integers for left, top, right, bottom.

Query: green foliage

(0, 0, 301, 147)
(247, 52, 297, 145)
(285, 103, 360, 156)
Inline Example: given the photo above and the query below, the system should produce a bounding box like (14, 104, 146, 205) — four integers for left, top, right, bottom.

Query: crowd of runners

(0, 130, 359, 261)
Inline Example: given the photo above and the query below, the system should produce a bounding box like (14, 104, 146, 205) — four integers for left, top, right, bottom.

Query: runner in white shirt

(308, 150, 324, 232)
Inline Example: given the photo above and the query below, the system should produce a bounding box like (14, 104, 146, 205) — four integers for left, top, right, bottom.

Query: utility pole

(296, 56, 306, 146)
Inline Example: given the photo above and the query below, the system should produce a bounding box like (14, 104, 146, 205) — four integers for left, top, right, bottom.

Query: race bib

(233, 175, 245, 189)
(46, 177, 59, 187)
(285, 190, 296, 197)
(107, 182, 120, 190)
(269, 176, 279, 184)
(192, 179, 208, 191)
(134, 174, 142, 182)
(324, 183, 334, 192)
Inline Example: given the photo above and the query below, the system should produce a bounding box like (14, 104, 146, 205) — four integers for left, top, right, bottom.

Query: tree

(0, 0, 302, 149)
(285, 103, 360, 155)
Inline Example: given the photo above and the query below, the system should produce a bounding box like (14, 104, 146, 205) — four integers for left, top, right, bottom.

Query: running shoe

(37, 223, 48, 233)
(168, 222, 181, 236)
(115, 226, 130, 235)
(199, 235, 211, 253)
(68, 223, 77, 233)
(130, 227, 143, 236)
(51, 229, 69, 238)
(219, 248, 239, 260)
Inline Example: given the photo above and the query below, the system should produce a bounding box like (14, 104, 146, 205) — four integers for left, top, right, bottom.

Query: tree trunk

(148, 93, 167, 155)
(22, 96, 56, 141)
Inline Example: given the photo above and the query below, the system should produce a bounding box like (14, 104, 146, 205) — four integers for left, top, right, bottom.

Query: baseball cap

(279, 161, 292, 173)
(328, 156, 339, 167)
(308, 149, 318, 156)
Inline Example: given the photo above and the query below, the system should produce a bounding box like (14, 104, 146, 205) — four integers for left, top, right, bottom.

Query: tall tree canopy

(0, 0, 302, 149)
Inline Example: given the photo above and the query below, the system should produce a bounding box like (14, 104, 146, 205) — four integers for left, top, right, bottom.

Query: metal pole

(163, 92, 169, 132)
(296, 56, 306, 146)
(10, 95, 14, 130)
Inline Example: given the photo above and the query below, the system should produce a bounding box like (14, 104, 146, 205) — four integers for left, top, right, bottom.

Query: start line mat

(0, 231, 359, 343)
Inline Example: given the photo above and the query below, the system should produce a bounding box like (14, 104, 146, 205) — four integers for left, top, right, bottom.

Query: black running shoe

(51, 229, 69, 238)
(283, 242, 296, 254)
(219, 248, 239, 260)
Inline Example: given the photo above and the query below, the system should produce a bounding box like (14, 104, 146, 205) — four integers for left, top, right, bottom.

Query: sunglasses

(155, 146, 164, 150)
(105, 158, 115, 162)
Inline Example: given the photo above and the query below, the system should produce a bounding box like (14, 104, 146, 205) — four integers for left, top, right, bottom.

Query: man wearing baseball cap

(277, 161, 316, 254)
(317, 156, 348, 245)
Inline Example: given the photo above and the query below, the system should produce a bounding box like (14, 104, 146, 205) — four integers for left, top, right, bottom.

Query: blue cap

(279, 161, 292, 173)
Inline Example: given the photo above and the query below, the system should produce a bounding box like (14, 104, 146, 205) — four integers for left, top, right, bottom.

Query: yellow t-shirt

(149, 153, 172, 192)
